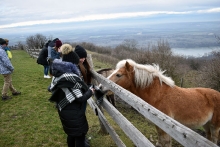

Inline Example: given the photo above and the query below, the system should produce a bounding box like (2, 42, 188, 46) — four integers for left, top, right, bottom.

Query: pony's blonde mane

(116, 59, 175, 88)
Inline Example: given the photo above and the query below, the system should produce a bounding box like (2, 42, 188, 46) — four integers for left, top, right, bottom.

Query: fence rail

(25, 48, 41, 58)
(26, 48, 217, 147)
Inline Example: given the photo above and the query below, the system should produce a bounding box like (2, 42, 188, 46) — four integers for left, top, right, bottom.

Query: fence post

(87, 54, 108, 134)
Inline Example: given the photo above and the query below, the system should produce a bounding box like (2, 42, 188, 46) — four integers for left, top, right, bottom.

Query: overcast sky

(0, 0, 220, 30)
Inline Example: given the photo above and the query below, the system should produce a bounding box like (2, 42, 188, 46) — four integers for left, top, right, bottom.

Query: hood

(51, 59, 80, 77)
(48, 41, 55, 47)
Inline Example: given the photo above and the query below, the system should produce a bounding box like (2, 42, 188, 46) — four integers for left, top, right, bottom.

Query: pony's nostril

(98, 84, 102, 89)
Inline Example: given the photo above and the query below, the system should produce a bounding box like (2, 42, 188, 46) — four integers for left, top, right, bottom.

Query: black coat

(55, 87, 92, 136)
(49, 61, 93, 137)
(37, 47, 49, 65)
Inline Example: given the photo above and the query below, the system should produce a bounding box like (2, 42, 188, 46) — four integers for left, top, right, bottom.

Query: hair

(116, 59, 175, 88)
(0, 38, 6, 45)
(79, 59, 92, 84)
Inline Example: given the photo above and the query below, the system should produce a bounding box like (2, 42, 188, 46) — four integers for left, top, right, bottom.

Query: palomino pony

(102, 59, 220, 147)
(96, 68, 116, 107)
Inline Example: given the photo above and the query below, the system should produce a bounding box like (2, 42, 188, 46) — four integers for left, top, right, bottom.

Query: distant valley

(3, 20, 220, 57)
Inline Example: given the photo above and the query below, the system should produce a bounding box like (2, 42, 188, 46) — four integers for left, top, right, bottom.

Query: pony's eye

(116, 74, 121, 77)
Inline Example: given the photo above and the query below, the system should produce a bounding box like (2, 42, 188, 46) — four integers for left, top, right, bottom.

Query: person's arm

(75, 88, 94, 103)
(51, 49, 61, 59)
(48, 46, 52, 58)
(0, 50, 14, 72)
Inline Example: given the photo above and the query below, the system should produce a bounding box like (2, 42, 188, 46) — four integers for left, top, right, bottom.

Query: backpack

(6, 50, 12, 59)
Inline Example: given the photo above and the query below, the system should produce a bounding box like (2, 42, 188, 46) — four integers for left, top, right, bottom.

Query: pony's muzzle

(98, 84, 109, 93)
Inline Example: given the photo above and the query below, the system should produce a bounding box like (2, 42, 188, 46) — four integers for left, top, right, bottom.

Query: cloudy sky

(0, 0, 220, 30)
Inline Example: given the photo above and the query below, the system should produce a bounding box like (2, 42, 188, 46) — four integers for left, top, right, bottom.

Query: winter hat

(45, 40, 51, 48)
(61, 44, 79, 65)
(0, 38, 6, 45)
(74, 45, 87, 58)
(55, 40, 62, 48)
(53, 38, 59, 42)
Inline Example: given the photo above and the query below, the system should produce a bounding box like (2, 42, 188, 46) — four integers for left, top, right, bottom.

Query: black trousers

(67, 134, 85, 147)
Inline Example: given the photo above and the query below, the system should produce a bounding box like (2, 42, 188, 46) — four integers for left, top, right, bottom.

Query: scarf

(49, 73, 89, 111)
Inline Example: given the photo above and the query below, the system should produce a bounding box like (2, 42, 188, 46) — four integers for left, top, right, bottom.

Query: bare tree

(196, 35, 220, 91)
(122, 39, 138, 50)
(16, 41, 26, 50)
(26, 33, 47, 49)
(150, 40, 179, 79)
(198, 51, 220, 91)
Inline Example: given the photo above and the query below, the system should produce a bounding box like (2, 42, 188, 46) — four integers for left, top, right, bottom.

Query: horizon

(2, 17, 220, 57)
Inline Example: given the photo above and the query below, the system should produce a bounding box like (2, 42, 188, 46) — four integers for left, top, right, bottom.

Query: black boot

(2, 95, 12, 101)
(12, 91, 21, 96)
(85, 138, 90, 147)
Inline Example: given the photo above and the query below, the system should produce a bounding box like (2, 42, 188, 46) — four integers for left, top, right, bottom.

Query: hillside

(0, 50, 155, 147)
(2, 50, 213, 147)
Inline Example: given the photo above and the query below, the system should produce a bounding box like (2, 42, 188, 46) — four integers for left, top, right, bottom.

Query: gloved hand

(93, 86, 105, 105)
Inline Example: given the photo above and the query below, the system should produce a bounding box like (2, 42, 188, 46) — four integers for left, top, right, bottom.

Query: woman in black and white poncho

(49, 44, 94, 147)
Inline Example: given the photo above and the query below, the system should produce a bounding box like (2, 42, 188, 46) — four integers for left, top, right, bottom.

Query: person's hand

(89, 86, 95, 94)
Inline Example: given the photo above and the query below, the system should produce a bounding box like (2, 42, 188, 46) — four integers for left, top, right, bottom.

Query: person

(74, 45, 92, 86)
(47, 38, 59, 59)
(0, 38, 21, 100)
(74, 45, 93, 146)
(51, 40, 62, 60)
(74, 45, 93, 108)
(37, 40, 51, 78)
(4, 39, 12, 60)
(49, 44, 94, 147)
(48, 39, 62, 77)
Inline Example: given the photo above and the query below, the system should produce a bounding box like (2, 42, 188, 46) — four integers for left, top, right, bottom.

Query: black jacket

(49, 60, 93, 136)
(55, 86, 92, 136)
(37, 46, 48, 65)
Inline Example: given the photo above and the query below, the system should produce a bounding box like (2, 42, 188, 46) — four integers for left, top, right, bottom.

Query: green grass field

(0, 50, 116, 147)
(0, 50, 136, 147)
(0, 50, 184, 147)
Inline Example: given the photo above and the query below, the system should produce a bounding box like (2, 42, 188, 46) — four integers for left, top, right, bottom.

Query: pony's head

(104, 59, 175, 91)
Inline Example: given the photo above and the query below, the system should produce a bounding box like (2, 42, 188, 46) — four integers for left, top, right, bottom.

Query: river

(171, 46, 220, 57)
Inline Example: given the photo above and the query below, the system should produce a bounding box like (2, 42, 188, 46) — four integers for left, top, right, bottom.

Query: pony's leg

(155, 126, 172, 147)
(110, 94, 116, 107)
(210, 125, 220, 144)
(218, 131, 220, 143)
(106, 95, 110, 103)
(203, 122, 211, 140)
(204, 122, 220, 144)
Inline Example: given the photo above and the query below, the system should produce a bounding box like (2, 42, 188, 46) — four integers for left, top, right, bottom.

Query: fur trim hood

(61, 44, 74, 55)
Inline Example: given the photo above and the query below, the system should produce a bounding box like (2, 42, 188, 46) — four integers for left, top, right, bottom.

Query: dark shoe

(85, 141, 90, 147)
(85, 138, 90, 147)
(2, 95, 12, 101)
(12, 91, 21, 96)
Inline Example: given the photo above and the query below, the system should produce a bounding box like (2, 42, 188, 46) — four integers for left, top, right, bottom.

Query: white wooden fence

(26, 48, 217, 147)
(25, 48, 41, 58)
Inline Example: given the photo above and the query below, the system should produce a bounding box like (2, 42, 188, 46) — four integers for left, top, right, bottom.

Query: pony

(96, 68, 116, 107)
(102, 59, 220, 147)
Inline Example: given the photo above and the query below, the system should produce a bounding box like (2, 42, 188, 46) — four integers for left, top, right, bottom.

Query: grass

(0, 50, 129, 147)
(0, 50, 184, 147)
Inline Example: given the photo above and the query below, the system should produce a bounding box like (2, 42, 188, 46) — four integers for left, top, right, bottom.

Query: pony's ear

(125, 61, 133, 72)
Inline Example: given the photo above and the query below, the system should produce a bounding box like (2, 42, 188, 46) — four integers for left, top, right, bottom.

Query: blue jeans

(43, 65, 49, 75)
